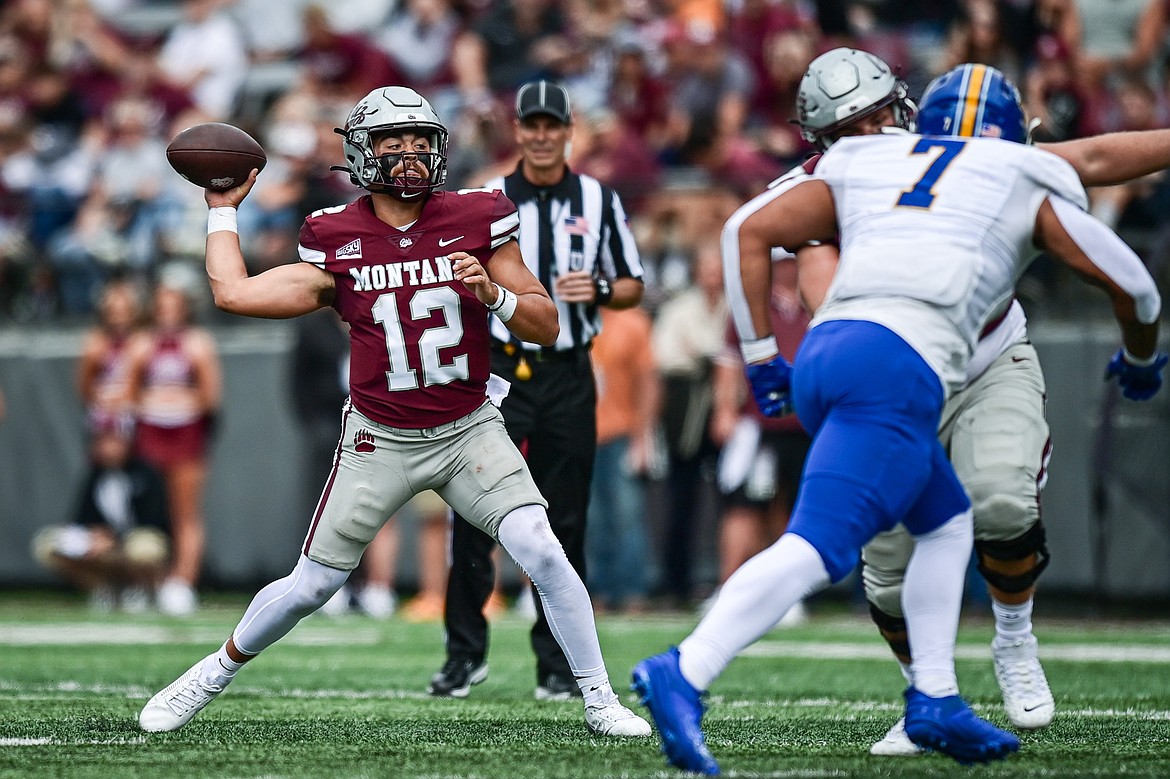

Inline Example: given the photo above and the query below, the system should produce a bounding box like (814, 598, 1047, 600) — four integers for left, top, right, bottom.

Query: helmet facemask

(334, 87, 449, 200)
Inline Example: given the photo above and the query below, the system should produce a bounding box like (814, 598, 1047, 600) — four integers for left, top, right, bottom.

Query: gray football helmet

(796, 48, 916, 150)
(335, 86, 448, 199)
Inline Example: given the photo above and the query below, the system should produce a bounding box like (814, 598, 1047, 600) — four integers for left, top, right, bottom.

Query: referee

(428, 80, 645, 700)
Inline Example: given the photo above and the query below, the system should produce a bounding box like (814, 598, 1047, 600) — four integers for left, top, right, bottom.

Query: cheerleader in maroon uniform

(78, 278, 144, 431)
(126, 267, 222, 615)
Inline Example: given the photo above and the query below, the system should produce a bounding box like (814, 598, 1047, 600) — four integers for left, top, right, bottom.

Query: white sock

(898, 660, 913, 685)
(679, 533, 830, 692)
(577, 671, 616, 708)
(992, 597, 1034, 643)
(215, 642, 245, 674)
(497, 506, 606, 681)
(200, 646, 241, 689)
(903, 510, 973, 698)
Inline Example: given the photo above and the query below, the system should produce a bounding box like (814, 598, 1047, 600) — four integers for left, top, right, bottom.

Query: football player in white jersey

(631, 63, 1164, 774)
(791, 49, 1170, 756)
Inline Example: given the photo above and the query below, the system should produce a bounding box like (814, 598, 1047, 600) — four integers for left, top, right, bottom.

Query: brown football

(166, 122, 267, 191)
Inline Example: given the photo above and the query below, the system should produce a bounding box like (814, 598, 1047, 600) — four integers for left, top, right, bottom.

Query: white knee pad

(861, 527, 915, 617)
(497, 504, 572, 583)
(290, 556, 351, 610)
(970, 488, 1039, 542)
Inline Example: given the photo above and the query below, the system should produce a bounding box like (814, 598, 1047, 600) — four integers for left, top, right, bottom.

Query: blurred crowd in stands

(1, 0, 1169, 323)
(12, 0, 1169, 615)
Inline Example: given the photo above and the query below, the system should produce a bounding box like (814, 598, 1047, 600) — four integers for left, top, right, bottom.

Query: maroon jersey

(299, 190, 520, 428)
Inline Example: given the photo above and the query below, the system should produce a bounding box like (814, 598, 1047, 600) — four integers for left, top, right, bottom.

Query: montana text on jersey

(299, 188, 518, 429)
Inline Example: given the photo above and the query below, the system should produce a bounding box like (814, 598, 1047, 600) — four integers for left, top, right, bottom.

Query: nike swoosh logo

(1011, 357, 1028, 363)
(438, 235, 464, 247)
(1022, 704, 1046, 712)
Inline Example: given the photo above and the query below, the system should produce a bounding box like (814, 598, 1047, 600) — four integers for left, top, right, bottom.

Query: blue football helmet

(916, 64, 1026, 143)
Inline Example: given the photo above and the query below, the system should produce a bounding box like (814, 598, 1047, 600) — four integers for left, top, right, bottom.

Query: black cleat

(535, 672, 583, 701)
(427, 658, 488, 698)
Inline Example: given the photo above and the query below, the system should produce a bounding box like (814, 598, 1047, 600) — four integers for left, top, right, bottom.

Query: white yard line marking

(742, 640, 1170, 663)
(0, 678, 431, 701)
(0, 623, 381, 646)
(3, 623, 1169, 664)
(0, 737, 147, 746)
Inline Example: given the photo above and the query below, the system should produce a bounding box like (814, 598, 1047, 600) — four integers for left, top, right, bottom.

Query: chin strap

(1025, 117, 1043, 145)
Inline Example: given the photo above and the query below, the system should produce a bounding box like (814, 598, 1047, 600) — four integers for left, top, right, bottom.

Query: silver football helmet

(335, 86, 448, 199)
(796, 48, 916, 150)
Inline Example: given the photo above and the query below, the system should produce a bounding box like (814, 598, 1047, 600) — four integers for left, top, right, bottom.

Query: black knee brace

(868, 601, 910, 658)
(975, 520, 1051, 594)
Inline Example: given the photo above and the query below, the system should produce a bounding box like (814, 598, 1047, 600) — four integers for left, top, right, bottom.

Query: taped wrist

(740, 336, 780, 364)
(207, 206, 238, 235)
(1123, 348, 1160, 367)
(487, 284, 518, 322)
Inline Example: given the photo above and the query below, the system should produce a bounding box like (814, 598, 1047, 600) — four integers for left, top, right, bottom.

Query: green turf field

(1, 593, 1168, 778)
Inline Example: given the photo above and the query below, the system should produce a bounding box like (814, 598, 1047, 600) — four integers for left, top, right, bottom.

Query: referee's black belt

(491, 342, 592, 363)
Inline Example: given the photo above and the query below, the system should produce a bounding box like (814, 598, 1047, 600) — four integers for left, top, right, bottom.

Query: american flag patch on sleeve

(564, 215, 590, 235)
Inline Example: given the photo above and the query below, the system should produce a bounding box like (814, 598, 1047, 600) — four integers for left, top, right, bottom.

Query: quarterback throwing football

(138, 86, 649, 739)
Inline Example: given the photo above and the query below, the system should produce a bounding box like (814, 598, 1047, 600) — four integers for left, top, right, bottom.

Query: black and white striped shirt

(485, 164, 643, 351)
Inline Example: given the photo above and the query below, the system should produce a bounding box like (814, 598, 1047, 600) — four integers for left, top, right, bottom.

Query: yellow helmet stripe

(958, 64, 988, 137)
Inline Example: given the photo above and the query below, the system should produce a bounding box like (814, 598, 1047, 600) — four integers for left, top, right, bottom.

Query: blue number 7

(896, 139, 966, 209)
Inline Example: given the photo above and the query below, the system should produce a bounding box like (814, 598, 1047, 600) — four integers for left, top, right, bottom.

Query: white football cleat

(139, 659, 225, 732)
(870, 716, 924, 756)
(318, 585, 352, 617)
(356, 584, 397, 619)
(157, 579, 198, 616)
(120, 586, 152, 614)
(585, 699, 652, 737)
(513, 587, 538, 619)
(993, 635, 1054, 729)
(777, 600, 808, 628)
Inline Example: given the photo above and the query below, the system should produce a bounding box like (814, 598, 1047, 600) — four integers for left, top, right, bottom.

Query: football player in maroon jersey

(139, 86, 650, 739)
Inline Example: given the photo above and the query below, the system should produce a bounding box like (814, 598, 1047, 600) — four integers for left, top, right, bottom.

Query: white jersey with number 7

(811, 131, 1088, 391)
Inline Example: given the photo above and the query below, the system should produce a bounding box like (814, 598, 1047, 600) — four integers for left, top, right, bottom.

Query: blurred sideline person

(33, 414, 171, 612)
(585, 305, 660, 615)
(126, 265, 222, 616)
(708, 258, 810, 625)
(632, 64, 1164, 774)
(288, 306, 399, 619)
(792, 48, 1170, 755)
(396, 490, 452, 623)
(138, 86, 649, 739)
(430, 80, 645, 701)
(65, 276, 162, 611)
(78, 278, 145, 435)
(651, 241, 727, 608)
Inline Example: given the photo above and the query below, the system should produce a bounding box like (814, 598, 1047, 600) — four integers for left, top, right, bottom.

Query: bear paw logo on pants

(353, 429, 376, 453)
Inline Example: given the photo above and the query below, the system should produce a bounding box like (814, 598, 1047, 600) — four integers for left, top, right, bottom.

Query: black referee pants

(443, 346, 597, 683)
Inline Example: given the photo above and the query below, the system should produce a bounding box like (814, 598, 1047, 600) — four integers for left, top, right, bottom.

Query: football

(166, 122, 267, 191)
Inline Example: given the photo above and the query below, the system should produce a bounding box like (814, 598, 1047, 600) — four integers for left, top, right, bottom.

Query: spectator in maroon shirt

(607, 34, 672, 155)
(297, 4, 399, 102)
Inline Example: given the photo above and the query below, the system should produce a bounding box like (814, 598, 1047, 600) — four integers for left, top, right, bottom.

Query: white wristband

(1123, 348, 1159, 367)
(207, 206, 238, 235)
(487, 284, 518, 322)
(740, 336, 780, 364)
